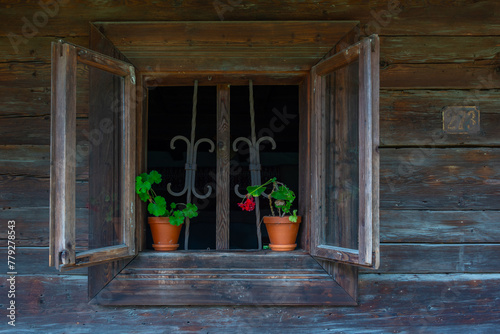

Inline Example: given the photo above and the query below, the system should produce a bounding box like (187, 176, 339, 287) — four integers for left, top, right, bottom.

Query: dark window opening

(147, 85, 299, 250)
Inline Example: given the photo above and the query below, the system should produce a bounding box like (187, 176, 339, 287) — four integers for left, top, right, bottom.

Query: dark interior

(147, 84, 299, 250)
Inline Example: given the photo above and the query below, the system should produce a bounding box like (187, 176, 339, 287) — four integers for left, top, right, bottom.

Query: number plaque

(443, 106, 480, 134)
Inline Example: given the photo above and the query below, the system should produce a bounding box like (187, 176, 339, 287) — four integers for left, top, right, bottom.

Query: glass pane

(323, 60, 359, 249)
(75, 63, 124, 251)
(75, 61, 90, 250)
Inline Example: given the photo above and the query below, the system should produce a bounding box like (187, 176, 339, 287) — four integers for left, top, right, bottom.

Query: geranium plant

(239, 177, 298, 222)
(136, 170, 198, 226)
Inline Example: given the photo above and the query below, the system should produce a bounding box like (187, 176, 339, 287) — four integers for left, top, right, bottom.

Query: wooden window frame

(49, 41, 137, 271)
(310, 36, 380, 268)
(49, 22, 380, 305)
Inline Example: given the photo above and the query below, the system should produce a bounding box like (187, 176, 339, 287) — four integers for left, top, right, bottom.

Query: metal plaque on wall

(442, 106, 480, 134)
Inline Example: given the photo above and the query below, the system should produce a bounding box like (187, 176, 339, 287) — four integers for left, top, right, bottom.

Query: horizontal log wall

(0, 0, 499, 331)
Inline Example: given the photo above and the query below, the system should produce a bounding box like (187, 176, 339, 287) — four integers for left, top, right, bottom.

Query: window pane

(76, 63, 124, 250)
(323, 60, 359, 249)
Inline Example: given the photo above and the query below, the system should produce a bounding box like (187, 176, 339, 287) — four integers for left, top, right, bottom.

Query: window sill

(91, 250, 357, 306)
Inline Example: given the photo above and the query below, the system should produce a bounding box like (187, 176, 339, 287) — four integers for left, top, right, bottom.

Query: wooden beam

(216, 84, 230, 249)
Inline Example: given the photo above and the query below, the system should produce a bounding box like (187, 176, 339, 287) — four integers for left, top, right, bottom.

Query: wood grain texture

(371, 244, 500, 274)
(380, 36, 500, 64)
(0, 116, 89, 145)
(380, 210, 500, 243)
(381, 62, 500, 89)
(216, 84, 230, 250)
(0, 144, 87, 178)
(4, 273, 500, 333)
(0, 208, 88, 247)
(0, 36, 87, 62)
(1, 0, 498, 37)
(96, 21, 358, 72)
(93, 251, 355, 305)
(0, 175, 88, 208)
(50, 41, 77, 268)
(380, 89, 500, 146)
(380, 147, 500, 210)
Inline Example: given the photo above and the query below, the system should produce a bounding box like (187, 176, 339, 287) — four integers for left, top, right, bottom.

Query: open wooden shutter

(310, 35, 380, 268)
(49, 40, 136, 271)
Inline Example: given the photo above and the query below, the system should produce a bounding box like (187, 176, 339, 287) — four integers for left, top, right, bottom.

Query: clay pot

(148, 217, 182, 251)
(263, 216, 302, 251)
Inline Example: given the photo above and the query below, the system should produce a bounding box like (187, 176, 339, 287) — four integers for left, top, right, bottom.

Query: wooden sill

(91, 250, 357, 306)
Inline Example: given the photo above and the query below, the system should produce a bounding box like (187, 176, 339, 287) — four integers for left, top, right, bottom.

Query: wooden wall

(1, 0, 499, 332)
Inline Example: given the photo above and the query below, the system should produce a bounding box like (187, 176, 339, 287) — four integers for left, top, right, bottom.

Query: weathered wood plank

(216, 84, 230, 250)
(0, 116, 89, 145)
(129, 250, 321, 270)
(0, 175, 88, 208)
(0, 144, 87, 178)
(0, 86, 88, 117)
(381, 148, 500, 210)
(0, 36, 87, 62)
(0, 61, 50, 88)
(0, 208, 88, 247)
(381, 210, 500, 243)
(100, 21, 357, 47)
(1, 0, 498, 38)
(381, 62, 500, 89)
(95, 277, 355, 306)
(380, 89, 500, 146)
(95, 251, 355, 305)
(0, 62, 88, 115)
(371, 244, 500, 273)
(0, 1, 369, 37)
(3, 273, 500, 333)
(376, 1, 500, 36)
(0, 247, 86, 275)
(381, 36, 500, 64)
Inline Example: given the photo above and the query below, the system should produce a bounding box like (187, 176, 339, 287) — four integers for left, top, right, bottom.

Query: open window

(49, 22, 379, 305)
(49, 41, 137, 272)
(310, 36, 380, 268)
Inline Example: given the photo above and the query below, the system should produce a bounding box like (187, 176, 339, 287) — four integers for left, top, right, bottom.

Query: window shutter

(49, 41, 137, 271)
(310, 35, 380, 268)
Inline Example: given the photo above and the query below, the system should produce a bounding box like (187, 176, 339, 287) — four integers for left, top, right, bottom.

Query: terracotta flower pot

(263, 216, 302, 251)
(148, 217, 182, 251)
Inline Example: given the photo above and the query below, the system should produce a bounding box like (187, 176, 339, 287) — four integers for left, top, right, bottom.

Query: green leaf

(246, 185, 267, 197)
(138, 192, 149, 202)
(148, 196, 167, 217)
(170, 202, 177, 209)
(169, 210, 185, 226)
(148, 170, 162, 184)
(183, 203, 198, 219)
(139, 181, 151, 194)
(271, 185, 295, 201)
(246, 178, 276, 197)
(288, 210, 298, 223)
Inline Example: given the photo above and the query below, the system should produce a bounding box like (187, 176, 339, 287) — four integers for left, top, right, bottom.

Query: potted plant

(136, 170, 198, 251)
(238, 177, 301, 251)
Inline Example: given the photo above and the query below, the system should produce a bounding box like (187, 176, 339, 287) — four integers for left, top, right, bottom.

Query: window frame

(49, 41, 137, 271)
(309, 36, 380, 268)
(49, 22, 380, 305)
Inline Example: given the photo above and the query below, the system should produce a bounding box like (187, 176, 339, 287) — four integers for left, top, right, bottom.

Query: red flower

(238, 196, 256, 211)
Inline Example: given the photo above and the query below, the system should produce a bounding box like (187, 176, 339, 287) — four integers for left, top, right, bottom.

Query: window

(50, 22, 379, 305)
